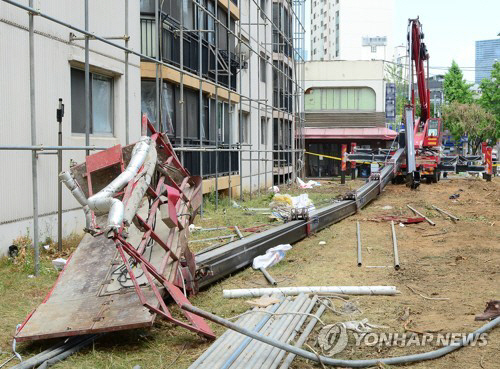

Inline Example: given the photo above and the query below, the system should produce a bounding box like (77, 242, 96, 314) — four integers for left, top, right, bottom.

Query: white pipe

(223, 286, 399, 299)
(59, 171, 92, 229)
(87, 136, 152, 231)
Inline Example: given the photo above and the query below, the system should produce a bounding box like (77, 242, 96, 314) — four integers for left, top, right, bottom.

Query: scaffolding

(0, 0, 306, 275)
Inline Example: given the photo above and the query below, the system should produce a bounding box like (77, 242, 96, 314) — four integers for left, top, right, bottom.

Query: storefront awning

(303, 127, 398, 140)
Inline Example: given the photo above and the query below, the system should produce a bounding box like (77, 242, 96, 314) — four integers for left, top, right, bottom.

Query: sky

(303, 0, 500, 83)
(394, 0, 500, 83)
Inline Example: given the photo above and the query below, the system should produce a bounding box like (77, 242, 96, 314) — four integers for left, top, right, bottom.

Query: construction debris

(259, 268, 278, 286)
(356, 221, 362, 267)
(252, 244, 292, 270)
(367, 215, 425, 224)
(390, 221, 400, 270)
(407, 204, 436, 226)
(432, 205, 460, 221)
(181, 303, 500, 368)
(15, 116, 215, 342)
(223, 286, 399, 298)
(188, 294, 320, 369)
(245, 296, 282, 308)
(269, 194, 315, 220)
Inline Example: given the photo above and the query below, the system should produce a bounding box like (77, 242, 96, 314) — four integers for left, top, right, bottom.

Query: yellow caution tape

(305, 151, 376, 165)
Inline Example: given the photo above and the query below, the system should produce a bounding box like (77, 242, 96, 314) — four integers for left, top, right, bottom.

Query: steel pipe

(356, 221, 362, 267)
(216, 300, 286, 369)
(259, 268, 277, 286)
(391, 221, 400, 270)
(278, 299, 326, 369)
(0, 146, 108, 151)
(432, 205, 459, 221)
(223, 286, 399, 298)
(182, 305, 500, 368)
(407, 204, 435, 226)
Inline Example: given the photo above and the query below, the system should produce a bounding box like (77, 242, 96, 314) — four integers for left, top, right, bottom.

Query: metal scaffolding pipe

(181, 305, 500, 368)
(356, 221, 362, 267)
(0, 146, 108, 151)
(28, 0, 39, 276)
(84, 0, 90, 156)
(391, 221, 400, 270)
(124, 0, 129, 144)
(432, 205, 459, 221)
(407, 204, 435, 226)
(259, 268, 277, 286)
(279, 299, 326, 369)
(223, 286, 399, 298)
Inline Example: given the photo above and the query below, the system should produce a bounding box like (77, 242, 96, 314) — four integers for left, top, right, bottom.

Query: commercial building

(310, 0, 394, 61)
(475, 38, 500, 84)
(304, 60, 396, 177)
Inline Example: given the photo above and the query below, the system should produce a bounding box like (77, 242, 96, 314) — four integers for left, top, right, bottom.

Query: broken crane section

(16, 115, 214, 341)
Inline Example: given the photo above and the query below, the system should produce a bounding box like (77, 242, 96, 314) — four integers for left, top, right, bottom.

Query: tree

(443, 102, 497, 154)
(443, 61, 473, 104)
(479, 61, 500, 134)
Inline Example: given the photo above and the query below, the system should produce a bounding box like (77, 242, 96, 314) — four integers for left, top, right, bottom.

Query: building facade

(303, 60, 396, 177)
(310, 0, 394, 61)
(139, 0, 305, 193)
(0, 0, 142, 254)
(475, 38, 500, 84)
(0, 0, 305, 254)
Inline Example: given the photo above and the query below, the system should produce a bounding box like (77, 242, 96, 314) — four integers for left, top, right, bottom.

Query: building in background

(0, 0, 141, 254)
(303, 60, 397, 177)
(428, 74, 444, 117)
(310, 0, 394, 61)
(475, 38, 500, 84)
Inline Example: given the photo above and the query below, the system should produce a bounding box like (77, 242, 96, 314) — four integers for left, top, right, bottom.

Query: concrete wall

(304, 60, 386, 112)
(0, 0, 141, 254)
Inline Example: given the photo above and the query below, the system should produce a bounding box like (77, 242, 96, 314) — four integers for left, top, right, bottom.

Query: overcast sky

(303, 0, 500, 83)
(394, 0, 499, 83)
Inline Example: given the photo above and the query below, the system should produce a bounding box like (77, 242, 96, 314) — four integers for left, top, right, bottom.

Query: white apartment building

(0, 1, 142, 254)
(310, 0, 394, 61)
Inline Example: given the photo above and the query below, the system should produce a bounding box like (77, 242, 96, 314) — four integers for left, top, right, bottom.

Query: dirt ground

(2, 177, 499, 368)
(186, 176, 500, 369)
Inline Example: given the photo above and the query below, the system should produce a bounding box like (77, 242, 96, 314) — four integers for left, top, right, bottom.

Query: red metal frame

(89, 115, 214, 339)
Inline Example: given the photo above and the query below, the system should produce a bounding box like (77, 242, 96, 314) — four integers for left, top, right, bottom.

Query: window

(141, 80, 175, 135)
(71, 68, 113, 135)
(304, 87, 376, 111)
(260, 0, 266, 19)
(240, 112, 249, 143)
(260, 117, 267, 145)
(260, 56, 267, 82)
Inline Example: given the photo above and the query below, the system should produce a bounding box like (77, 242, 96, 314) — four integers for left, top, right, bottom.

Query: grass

(0, 233, 83, 365)
(189, 180, 364, 252)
